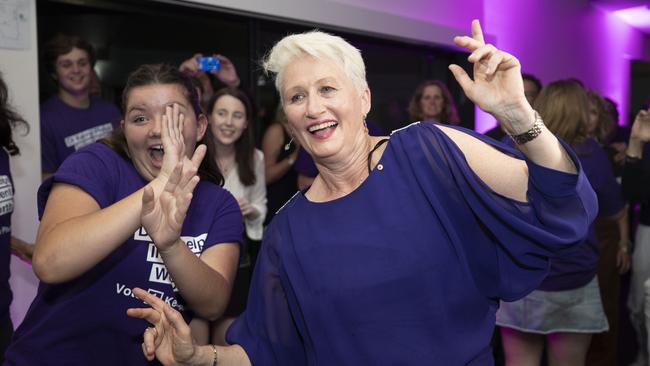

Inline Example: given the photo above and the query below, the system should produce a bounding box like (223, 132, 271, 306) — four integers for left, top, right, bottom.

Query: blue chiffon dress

(226, 122, 597, 365)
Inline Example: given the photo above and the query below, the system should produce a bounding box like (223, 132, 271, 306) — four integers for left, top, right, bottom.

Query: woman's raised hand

(158, 104, 186, 180)
(211, 54, 240, 88)
(127, 288, 198, 365)
(630, 108, 650, 143)
(449, 20, 534, 135)
(143, 104, 207, 252)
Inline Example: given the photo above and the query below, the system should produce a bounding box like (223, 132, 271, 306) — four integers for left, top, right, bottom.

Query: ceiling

(591, 0, 650, 33)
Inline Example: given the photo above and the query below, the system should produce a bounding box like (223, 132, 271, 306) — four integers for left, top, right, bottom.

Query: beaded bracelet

(211, 344, 218, 366)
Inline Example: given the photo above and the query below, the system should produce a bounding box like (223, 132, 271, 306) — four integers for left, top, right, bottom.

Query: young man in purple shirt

(40, 34, 121, 179)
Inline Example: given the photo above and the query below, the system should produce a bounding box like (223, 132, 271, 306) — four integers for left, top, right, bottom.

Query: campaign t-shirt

(40, 95, 122, 173)
(5, 143, 243, 365)
(0, 149, 13, 321)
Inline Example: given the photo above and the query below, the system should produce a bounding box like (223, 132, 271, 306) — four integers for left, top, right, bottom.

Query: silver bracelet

(509, 110, 544, 145)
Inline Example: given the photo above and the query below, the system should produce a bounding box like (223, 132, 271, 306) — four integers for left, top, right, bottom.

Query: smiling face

(54, 47, 91, 96)
(281, 55, 370, 163)
(122, 83, 207, 181)
(210, 94, 248, 148)
(419, 85, 444, 121)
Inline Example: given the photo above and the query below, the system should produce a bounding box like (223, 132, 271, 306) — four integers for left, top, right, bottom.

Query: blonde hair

(533, 79, 589, 146)
(262, 30, 368, 99)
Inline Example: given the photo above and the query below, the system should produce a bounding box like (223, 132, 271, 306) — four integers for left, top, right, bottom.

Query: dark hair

(102, 63, 223, 186)
(43, 34, 96, 78)
(587, 90, 615, 144)
(522, 73, 542, 93)
(407, 80, 460, 124)
(0, 72, 29, 156)
(207, 87, 257, 186)
(534, 79, 589, 147)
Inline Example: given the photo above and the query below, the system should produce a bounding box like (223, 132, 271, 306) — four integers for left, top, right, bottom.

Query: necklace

(217, 157, 235, 176)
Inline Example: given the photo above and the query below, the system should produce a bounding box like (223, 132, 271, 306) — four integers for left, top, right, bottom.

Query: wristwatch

(509, 110, 544, 145)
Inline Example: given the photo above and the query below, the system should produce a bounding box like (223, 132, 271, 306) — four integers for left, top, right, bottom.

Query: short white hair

(262, 30, 368, 99)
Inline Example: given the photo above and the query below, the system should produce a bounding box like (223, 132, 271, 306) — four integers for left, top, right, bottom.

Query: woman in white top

(208, 88, 266, 242)
(203, 87, 266, 343)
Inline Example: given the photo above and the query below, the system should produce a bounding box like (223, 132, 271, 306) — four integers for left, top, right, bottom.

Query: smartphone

(196, 56, 221, 72)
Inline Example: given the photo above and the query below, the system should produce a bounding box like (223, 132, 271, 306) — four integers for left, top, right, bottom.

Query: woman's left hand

(158, 104, 187, 182)
(449, 20, 534, 135)
(142, 160, 201, 253)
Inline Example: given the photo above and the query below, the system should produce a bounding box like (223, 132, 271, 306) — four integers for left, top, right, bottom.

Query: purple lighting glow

(613, 6, 650, 33)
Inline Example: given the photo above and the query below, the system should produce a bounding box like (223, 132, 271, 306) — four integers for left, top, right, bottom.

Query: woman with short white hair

(128, 20, 597, 365)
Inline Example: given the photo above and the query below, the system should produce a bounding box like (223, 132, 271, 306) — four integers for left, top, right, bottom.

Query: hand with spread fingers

(127, 288, 198, 365)
(449, 19, 535, 135)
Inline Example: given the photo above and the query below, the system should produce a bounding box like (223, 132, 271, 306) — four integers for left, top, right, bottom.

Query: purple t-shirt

(538, 138, 625, 291)
(40, 95, 122, 174)
(226, 122, 597, 365)
(0, 149, 13, 321)
(5, 143, 243, 365)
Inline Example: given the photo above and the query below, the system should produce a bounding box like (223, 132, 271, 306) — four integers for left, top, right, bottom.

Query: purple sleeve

(40, 111, 60, 174)
(225, 218, 307, 365)
(198, 186, 244, 250)
(401, 123, 597, 300)
(38, 144, 118, 218)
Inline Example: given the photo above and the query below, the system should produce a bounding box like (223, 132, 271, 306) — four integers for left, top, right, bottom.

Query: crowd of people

(0, 18, 649, 366)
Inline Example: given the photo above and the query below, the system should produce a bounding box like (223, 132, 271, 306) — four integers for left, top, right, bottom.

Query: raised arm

(623, 108, 650, 202)
(32, 173, 166, 284)
(128, 288, 251, 366)
(262, 123, 299, 184)
(448, 20, 575, 181)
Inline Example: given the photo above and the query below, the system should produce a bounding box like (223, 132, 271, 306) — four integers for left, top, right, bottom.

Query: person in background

(203, 87, 267, 344)
(3, 64, 242, 365)
(179, 53, 241, 111)
(0, 71, 31, 362)
(623, 105, 650, 366)
(584, 89, 631, 366)
(40, 34, 122, 180)
(496, 80, 626, 366)
(522, 73, 542, 106)
(128, 21, 597, 365)
(261, 105, 299, 227)
(485, 73, 542, 141)
(407, 79, 460, 125)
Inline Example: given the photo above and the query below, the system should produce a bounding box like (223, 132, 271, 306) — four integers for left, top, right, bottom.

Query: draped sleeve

(225, 209, 307, 365)
(393, 122, 598, 301)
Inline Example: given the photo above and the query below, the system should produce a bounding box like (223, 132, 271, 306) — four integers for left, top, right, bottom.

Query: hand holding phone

(196, 56, 221, 72)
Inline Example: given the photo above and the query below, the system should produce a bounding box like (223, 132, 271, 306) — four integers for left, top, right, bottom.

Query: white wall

(1, 0, 40, 326)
